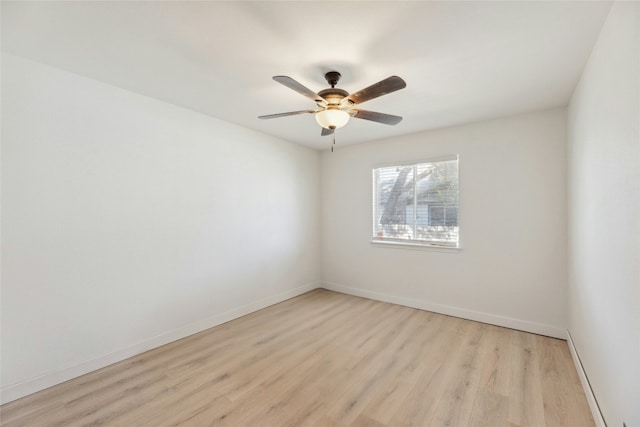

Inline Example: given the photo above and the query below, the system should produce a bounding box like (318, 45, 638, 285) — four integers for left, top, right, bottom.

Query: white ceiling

(2, 1, 611, 150)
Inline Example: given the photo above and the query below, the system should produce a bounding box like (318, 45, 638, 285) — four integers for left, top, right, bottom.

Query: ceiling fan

(258, 71, 407, 142)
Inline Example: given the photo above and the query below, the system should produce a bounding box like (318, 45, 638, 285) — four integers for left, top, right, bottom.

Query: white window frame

(371, 155, 460, 250)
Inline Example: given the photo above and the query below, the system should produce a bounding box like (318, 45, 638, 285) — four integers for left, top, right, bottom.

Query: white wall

(567, 2, 640, 427)
(321, 109, 568, 337)
(1, 53, 320, 402)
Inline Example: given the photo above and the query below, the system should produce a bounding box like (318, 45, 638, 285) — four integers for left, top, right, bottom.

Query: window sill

(370, 239, 461, 253)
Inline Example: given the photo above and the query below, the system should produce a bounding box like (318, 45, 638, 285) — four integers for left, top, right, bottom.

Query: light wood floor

(1, 289, 594, 427)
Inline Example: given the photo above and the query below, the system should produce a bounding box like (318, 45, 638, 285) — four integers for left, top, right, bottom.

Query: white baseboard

(320, 281, 567, 339)
(566, 330, 607, 427)
(0, 281, 321, 405)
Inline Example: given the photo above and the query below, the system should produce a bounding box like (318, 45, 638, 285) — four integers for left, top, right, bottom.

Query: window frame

(371, 155, 460, 250)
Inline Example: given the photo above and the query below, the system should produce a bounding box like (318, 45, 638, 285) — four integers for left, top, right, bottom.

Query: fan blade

(352, 109, 403, 125)
(273, 76, 327, 105)
(346, 76, 406, 105)
(321, 127, 334, 137)
(258, 110, 316, 119)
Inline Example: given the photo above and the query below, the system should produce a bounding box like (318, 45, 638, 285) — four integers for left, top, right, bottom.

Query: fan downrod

(324, 71, 341, 88)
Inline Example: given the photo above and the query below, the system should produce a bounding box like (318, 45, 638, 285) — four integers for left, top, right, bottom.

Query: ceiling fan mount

(258, 70, 407, 145)
(324, 71, 342, 88)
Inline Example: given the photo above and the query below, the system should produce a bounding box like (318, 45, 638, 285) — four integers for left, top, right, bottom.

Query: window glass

(373, 156, 459, 247)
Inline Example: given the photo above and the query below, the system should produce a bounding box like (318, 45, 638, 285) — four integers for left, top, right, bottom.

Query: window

(373, 156, 459, 247)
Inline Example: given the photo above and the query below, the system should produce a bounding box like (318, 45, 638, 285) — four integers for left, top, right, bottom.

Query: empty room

(1, 1, 638, 426)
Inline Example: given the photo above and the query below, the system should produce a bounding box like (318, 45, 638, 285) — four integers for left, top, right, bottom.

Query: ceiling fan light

(315, 109, 350, 129)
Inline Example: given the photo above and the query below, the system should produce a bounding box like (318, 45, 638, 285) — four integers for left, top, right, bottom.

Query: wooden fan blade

(273, 76, 327, 105)
(346, 76, 406, 105)
(352, 109, 403, 125)
(258, 110, 316, 119)
(321, 127, 334, 137)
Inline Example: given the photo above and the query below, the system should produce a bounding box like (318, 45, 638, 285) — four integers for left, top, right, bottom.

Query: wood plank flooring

(0, 289, 595, 426)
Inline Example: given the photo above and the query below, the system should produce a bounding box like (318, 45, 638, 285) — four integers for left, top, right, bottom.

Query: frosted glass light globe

(315, 109, 350, 129)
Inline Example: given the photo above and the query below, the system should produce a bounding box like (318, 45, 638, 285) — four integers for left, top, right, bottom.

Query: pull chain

(331, 131, 336, 152)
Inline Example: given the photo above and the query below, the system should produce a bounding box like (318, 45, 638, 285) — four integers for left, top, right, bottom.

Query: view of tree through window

(373, 157, 459, 246)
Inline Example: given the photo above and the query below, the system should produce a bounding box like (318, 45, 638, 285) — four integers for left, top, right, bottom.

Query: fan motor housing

(318, 88, 349, 106)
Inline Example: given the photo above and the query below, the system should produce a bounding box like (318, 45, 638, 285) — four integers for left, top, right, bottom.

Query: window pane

(445, 206, 458, 226)
(374, 157, 458, 246)
(374, 166, 414, 240)
(429, 205, 445, 226)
